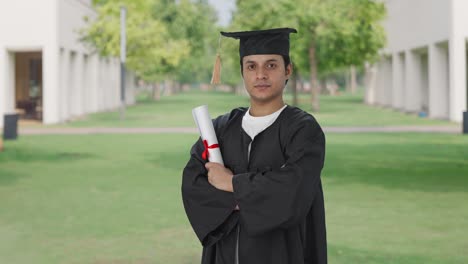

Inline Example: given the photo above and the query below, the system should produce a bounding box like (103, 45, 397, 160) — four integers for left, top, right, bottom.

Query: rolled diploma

(192, 105, 224, 165)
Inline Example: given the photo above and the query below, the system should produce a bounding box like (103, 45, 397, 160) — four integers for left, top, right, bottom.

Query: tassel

(211, 53, 222, 85)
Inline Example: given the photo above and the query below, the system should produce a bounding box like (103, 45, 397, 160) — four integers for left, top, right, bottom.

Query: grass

(34, 89, 457, 128)
(1, 133, 467, 263)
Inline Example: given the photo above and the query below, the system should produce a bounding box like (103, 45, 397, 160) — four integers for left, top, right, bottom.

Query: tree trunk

(174, 82, 181, 94)
(152, 83, 160, 101)
(364, 62, 377, 104)
(309, 43, 320, 112)
(345, 68, 351, 93)
(165, 79, 173, 96)
(350, 65, 357, 94)
(290, 71, 298, 106)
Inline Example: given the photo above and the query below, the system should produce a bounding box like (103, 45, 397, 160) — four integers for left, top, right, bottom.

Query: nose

(256, 67, 267, 80)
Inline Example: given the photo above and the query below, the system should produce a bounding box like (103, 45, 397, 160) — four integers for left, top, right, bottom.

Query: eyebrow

(245, 59, 279, 64)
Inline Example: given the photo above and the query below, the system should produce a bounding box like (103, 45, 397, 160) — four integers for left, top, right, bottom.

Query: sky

(207, 0, 236, 27)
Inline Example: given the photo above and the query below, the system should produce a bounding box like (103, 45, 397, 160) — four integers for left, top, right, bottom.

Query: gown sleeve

(232, 118, 326, 236)
(181, 119, 239, 247)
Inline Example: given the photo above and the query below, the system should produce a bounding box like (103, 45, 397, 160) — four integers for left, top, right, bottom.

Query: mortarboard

(211, 27, 297, 85)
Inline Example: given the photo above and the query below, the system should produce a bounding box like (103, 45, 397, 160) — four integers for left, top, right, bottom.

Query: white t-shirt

(242, 104, 287, 159)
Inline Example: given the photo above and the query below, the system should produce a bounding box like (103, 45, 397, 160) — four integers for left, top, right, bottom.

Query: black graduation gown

(182, 105, 327, 264)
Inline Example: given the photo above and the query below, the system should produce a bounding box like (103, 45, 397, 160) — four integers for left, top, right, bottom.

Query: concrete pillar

(43, 46, 60, 124)
(104, 59, 111, 110)
(429, 43, 450, 119)
(420, 52, 429, 113)
(392, 52, 405, 109)
(374, 60, 384, 105)
(59, 48, 70, 122)
(0, 48, 5, 127)
(82, 54, 89, 114)
(383, 57, 393, 107)
(75, 52, 84, 116)
(112, 58, 119, 108)
(0, 49, 16, 127)
(450, 0, 468, 122)
(89, 54, 99, 113)
(448, 37, 467, 122)
(99, 57, 106, 111)
(405, 50, 422, 112)
(69, 51, 77, 116)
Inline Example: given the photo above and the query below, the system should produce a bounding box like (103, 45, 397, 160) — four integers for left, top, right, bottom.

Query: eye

(246, 64, 256, 70)
(266, 63, 277, 69)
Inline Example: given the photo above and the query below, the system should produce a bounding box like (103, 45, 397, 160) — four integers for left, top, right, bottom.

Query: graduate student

(182, 28, 327, 264)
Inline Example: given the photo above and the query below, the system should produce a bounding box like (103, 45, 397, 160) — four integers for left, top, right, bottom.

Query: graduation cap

(211, 27, 297, 85)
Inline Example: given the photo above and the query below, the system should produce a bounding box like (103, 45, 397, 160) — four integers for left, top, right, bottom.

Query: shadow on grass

(0, 146, 97, 163)
(324, 141, 468, 193)
(0, 168, 29, 185)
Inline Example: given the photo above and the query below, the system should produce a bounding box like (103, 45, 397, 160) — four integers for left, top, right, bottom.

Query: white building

(366, 0, 468, 122)
(0, 0, 136, 126)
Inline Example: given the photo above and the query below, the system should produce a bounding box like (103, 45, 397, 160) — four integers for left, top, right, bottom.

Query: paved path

(18, 125, 462, 135)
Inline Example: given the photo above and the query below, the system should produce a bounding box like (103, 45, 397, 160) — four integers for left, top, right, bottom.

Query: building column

(374, 60, 385, 105)
(103, 59, 111, 110)
(75, 52, 84, 116)
(0, 49, 15, 127)
(392, 52, 405, 109)
(448, 37, 467, 122)
(405, 50, 421, 112)
(112, 58, 119, 109)
(429, 43, 450, 119)
(383, 57, 393, 107)
(59, 48, 69, 122)
(43, 46, 60, 124)
(0, 48, 5, 127)
(89, 54, 99, 113)
(450, 0, 468, 122)
(82, 54, 89, 114)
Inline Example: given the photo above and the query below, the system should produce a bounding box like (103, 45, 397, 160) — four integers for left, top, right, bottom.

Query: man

(182, 28, 327, 264)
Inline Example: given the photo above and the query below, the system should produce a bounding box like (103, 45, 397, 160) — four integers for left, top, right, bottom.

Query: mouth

(254, 84, 271, 88)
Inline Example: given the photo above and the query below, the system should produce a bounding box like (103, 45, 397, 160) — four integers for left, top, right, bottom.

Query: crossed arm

(204, 162, 234, 192)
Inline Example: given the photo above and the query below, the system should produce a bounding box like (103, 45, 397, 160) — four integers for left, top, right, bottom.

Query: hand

(205, 162, 234, 192)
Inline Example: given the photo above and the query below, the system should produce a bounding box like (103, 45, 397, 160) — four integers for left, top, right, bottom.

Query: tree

(81, 0, 189, 93)
(153, 0, 219, 86)
(229, 0, 386, 111)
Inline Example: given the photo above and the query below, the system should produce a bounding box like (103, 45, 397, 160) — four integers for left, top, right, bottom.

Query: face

(242, 54, 292, 105)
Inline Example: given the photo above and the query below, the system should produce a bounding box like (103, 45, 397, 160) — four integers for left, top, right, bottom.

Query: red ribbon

(202, 139, 219, 161)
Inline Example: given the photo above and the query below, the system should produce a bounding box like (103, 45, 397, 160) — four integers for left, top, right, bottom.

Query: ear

(285, 63, 293, 78)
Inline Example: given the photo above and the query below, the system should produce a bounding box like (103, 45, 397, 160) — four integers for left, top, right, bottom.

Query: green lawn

(40, 89, 457, 128)
(1, 133, 467, 263)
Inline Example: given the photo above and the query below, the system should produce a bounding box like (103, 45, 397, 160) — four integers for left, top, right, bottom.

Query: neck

(249, 99, 285, 117)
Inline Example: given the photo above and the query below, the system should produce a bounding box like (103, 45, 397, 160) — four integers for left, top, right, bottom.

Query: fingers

(205, 162, 222, 170)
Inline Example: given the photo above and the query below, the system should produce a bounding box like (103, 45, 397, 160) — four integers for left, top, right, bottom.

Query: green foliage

(153, 0, 220, 83)
(81, 0, 189, 82)
(81, 0, 218, 84)
(228, 0, 386, 76)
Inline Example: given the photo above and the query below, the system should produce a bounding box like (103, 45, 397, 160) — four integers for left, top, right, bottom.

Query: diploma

(192, 105, 224, 165)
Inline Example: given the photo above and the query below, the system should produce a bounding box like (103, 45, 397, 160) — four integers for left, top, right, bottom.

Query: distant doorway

(15, 52, 43, 121)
